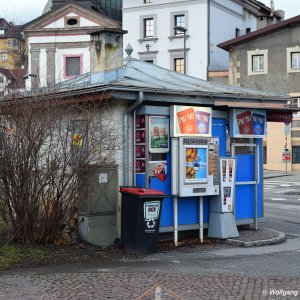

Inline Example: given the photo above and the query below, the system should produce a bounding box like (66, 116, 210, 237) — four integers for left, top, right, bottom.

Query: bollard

(155, 286, 162, 300)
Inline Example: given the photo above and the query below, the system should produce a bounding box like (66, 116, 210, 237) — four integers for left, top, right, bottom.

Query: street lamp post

(174, 26, 187, 74)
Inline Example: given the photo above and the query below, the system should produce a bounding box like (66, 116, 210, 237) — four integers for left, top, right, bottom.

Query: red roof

(218, 15, 300, 51)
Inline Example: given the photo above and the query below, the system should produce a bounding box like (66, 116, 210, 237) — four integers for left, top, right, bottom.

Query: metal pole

(183, 31, 187, 74)
(199, 196, 203, 243)
(174, 196, 179, 246)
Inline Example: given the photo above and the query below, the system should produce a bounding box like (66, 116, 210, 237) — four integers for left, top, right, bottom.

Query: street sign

(282, 150, 291, 162)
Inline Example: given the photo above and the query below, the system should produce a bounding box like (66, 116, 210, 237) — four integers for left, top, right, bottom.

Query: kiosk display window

(185, 147, 207, 183)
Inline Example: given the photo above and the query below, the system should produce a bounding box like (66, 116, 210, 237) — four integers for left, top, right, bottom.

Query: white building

(24, 1, 123, 90)
(123, 0, 282, 80)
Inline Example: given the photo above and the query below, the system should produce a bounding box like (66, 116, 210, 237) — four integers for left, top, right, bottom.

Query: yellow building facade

(0, 19, 24, 70)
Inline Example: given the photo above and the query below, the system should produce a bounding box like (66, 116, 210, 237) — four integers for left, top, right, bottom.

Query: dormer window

(65, 17, 80, 27)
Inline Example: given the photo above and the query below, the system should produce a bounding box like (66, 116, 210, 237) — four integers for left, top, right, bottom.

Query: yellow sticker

(72, 133, 83, 145)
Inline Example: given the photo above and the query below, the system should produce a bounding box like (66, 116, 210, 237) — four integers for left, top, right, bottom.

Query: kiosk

(134, 104, 267, 244)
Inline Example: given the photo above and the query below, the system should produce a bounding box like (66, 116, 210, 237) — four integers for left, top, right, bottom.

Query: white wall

(123, 0, 261, 76)
(55, 47, 90, 84)
(44, 12, 100, 29)
(209, 0, 257, 71)
(27, 34, 91, 88)
(123, 0, 208, 80)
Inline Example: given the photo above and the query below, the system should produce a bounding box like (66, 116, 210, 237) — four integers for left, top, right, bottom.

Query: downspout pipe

(207, 0, 211, 79)
(123, 91, 144, 186)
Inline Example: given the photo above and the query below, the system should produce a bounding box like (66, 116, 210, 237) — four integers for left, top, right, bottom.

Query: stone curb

(226, 229, 286, 248)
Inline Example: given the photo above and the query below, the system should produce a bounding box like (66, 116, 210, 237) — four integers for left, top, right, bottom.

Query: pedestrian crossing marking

(270, 198, 286, 201)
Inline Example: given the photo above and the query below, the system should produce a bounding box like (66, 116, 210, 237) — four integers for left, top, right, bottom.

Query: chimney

(90, 29, 126, 72)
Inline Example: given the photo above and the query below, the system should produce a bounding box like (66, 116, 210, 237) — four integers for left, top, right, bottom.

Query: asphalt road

(263, 174, 300, 237)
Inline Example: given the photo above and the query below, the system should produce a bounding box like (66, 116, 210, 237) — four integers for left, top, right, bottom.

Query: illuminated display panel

(184, 146, 208, 184)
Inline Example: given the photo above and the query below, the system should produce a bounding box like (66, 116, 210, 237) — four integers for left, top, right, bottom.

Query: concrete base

(208, 212, 239, 239)
(78, 214, 117, 247)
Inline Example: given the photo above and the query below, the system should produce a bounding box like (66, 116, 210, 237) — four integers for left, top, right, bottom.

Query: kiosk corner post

(174, 196, 179, 246)
(255, 140, 260, 231)
(199, 196, 204, 243)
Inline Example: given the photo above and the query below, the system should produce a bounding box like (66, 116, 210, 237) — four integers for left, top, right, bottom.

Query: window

(174, 58, 184, 73)
(64, 55, 82, 78)
(246, 28, 251, 34)
(0, 52, 8, 61)
(292, 146, 300, 163)
(287, 46, 300, 73)
(292, 120, 300, 127)
(144, 18, 154, 38)
(235, 28, 240, 38)
(291, 98, 300, 108)
(252, 55, 264, 72)
(291, 131, 300, 138)
(291, 52, 300, 69)
(174, 14, 185, 35)
(8, 39, 18, 48)
(247, 49, 268, 75)
(0, 77, 3, 84)
(65, 17, 80, 27)
(0, 29, 4, 35)
(138, 50, 158, 64)
(170, 11, 187, 38)
(144, 0, 153, 3)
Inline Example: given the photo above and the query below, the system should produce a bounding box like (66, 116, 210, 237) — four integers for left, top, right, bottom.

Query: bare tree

(0, 94, 124, 243)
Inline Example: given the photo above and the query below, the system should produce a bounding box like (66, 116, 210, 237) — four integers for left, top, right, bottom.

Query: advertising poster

(149, 161, 167, 182)
(185, 147, 207, 183)
(230, 109, 266, 138)
(149, 116, 169, 153)
(171, 106, 212, 137)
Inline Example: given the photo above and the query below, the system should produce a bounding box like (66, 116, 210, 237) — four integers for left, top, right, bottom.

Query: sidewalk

(226, 227, 286, 247)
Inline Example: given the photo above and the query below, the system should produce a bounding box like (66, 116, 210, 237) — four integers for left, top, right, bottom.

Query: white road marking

(279, 184, 292, 187)
(265, 180, 300, 184)
(270, 198, 286, 201)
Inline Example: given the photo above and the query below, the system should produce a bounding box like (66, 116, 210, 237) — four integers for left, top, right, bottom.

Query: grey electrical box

(78, 165, 118, 246)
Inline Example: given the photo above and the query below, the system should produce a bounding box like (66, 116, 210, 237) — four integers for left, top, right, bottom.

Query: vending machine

(171, 137, 220, 197)
(170, 105, 221, 243)
(208, 157, 239, 239)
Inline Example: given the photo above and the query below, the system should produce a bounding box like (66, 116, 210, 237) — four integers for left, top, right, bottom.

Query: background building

(219, 15, 300, 172)
(122, 0, 283, 80)
(24, 0, 124, 90)
(0, 18, 25, 70)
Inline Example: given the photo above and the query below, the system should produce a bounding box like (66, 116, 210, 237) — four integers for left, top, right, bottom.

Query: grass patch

(0, 242, 135, 271)
(0, 244, 22, 270)
(0, 220, 5, 231)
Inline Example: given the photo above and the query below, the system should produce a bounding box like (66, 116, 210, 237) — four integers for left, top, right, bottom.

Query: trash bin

(120, 187, 167, 254)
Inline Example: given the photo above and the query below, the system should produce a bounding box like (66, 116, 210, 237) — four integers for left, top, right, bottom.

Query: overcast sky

(0, 0, 300, 24)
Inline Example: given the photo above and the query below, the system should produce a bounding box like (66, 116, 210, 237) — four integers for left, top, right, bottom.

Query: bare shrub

(0, 96, 123, 243)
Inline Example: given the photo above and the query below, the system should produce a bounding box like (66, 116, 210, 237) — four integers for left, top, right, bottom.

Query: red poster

(236, 111, 253, 134)
(177, 108, 197, 134)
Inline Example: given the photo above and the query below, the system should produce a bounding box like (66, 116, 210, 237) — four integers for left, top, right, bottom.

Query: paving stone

(0, 272, 299, 300)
